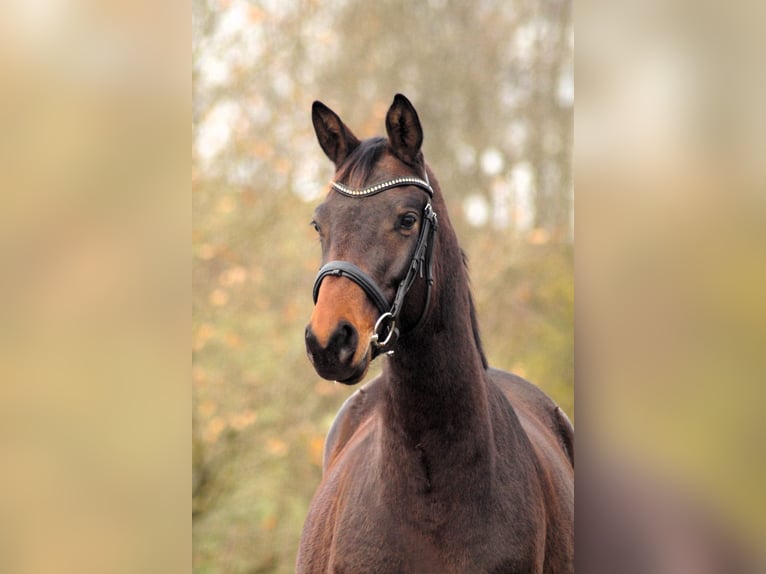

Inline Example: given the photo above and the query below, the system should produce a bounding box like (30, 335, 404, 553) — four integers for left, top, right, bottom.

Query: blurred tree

(192, 0, 571, 572)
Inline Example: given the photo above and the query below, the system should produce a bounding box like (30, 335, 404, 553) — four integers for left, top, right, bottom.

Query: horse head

(305, 94, 438, 384)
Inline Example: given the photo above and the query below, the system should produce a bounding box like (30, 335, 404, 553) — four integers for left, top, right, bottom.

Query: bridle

(312, 175, 438, 353)
(312, 174, 439, 353)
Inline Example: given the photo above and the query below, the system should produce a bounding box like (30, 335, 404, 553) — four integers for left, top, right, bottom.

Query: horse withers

(298, 94, 574, 573)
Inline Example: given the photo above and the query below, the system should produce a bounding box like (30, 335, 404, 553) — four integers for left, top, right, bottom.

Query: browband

(331, 176, 433, 198)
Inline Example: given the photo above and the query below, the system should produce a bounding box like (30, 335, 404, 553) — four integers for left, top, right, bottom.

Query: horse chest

(301, 420, 546, 572)
(321, 481, 543, 574)
(326, 513, 541, 574)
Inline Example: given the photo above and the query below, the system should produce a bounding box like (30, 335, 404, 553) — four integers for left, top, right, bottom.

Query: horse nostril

(305, 325, 321, 359)
(333, 322, 358, 365)
(337, 323, 353, 342)
(305, 322, 359, 366)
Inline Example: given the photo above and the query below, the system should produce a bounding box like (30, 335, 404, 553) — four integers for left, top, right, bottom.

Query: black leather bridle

(312, 175, 438, 353)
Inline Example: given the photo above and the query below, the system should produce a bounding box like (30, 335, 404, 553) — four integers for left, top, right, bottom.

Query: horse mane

(462, 249, 489, 369)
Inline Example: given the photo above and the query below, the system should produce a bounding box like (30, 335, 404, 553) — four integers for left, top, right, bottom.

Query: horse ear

(385, 94, 423, 165)
(312, 101, 360, 167)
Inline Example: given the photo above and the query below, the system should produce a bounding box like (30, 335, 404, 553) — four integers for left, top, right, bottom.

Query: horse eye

(399, 214, 417, 230)
(310, 220, 321, 233)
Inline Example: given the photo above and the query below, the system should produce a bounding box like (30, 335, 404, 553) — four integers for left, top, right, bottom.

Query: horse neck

(381, 217, 492, 455)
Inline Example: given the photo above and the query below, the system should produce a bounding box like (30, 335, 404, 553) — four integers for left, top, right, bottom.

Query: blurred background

(192, 1, 572, 572)
(576, 0, 766, 569)
(1, 0, 763, 571)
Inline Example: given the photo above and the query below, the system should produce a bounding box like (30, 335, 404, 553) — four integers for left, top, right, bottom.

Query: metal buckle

(370, 312, 396, 349)
(424, 202, 437, 227)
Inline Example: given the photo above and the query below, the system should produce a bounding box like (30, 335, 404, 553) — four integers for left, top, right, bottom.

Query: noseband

(312, 175, 439, 353)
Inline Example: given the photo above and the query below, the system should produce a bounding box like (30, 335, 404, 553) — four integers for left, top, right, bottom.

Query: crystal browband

(331, 176, 434, 198)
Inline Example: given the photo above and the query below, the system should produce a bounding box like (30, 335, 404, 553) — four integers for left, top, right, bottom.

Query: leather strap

(313, 261, 390, 316)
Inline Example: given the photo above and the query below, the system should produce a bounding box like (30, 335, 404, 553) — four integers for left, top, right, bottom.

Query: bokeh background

(4, 0, 762, 572)
(576, 0, 766, 568)
(192, 1, 573, 572)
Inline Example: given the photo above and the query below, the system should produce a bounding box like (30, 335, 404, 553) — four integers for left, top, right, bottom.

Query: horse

(297, 94, 574, 573)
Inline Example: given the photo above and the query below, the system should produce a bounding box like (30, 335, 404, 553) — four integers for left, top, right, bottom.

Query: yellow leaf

(209, 289, 229, 307)
(204, 416, 226, 444)
(229, 409, 257, 430)
(198, 400, 217, 418)
(266, 438, 288, 457)
(309, 436, 324, 467)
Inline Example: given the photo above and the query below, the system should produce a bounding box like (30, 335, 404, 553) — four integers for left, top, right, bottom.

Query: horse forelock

(335, 136, 429, 189)
(335, 137, 388, 188)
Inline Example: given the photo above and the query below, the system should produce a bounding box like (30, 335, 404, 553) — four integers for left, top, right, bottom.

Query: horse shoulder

(487, 367, 574, 467)
(322, 375, 384, 472)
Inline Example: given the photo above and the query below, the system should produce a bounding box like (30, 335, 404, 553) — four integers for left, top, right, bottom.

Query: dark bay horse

(298, 94, 574, 573)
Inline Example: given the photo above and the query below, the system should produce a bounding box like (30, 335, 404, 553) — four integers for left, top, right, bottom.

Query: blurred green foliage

(193, 1, 571, 572)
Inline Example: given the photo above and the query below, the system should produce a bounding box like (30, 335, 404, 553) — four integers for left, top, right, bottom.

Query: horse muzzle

(305, 321, 369, 384)
(305, 275, 376, 384)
